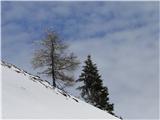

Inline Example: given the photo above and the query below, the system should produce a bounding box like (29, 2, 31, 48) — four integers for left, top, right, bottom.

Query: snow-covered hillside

(1, 61, 119, 119)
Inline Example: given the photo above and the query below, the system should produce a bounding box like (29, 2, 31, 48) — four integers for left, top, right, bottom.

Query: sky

(1, 1, 159, 119)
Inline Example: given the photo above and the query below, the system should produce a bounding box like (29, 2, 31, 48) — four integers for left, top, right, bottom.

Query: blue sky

(1, 1, 159, 119)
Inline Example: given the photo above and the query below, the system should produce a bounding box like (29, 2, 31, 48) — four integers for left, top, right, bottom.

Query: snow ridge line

(1, 60, 79, 103)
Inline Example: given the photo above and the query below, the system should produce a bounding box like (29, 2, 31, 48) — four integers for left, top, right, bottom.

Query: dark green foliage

(77, 55, 114, 114)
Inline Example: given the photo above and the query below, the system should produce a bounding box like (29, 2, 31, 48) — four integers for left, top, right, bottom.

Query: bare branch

(31, 29, 80, 86)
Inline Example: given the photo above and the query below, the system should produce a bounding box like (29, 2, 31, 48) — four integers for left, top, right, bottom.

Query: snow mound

(1, 61, 119, 119)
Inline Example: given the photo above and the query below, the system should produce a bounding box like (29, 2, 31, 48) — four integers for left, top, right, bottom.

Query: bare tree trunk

(32, 30, 79, 87)
(51, 39, 56, 87)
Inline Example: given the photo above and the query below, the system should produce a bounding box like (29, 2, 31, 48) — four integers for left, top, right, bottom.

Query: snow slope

(1, 61, 119, 119)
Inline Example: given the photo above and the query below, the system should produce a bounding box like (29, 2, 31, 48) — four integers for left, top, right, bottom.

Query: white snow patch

(1, 61, 119, 119)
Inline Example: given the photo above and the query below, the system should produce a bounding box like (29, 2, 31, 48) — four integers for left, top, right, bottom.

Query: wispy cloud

(1, 1, 159, 119)
(68, 25, 158, 118)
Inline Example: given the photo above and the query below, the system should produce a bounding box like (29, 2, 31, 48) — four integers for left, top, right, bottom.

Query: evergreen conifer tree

(77, 55, 114, 115)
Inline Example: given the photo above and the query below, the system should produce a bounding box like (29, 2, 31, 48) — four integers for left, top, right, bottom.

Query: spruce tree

(77, 55, 114, 115)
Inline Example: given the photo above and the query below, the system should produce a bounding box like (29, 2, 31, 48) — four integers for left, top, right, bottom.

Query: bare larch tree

(32, 30, 79, 87)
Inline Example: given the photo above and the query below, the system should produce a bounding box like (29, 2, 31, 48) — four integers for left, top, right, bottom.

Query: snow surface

(1, 61, 119, 119)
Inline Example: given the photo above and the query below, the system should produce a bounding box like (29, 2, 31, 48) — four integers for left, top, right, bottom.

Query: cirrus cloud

(1, 1, 159, 119)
